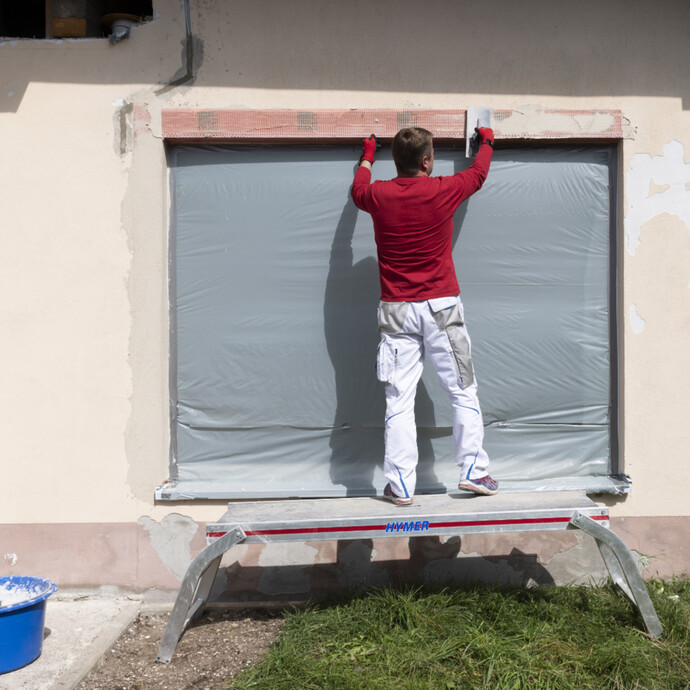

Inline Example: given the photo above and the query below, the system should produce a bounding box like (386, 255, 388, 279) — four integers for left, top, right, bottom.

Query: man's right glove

(475, 127, 494, 149)
(360, 134, 379, 164)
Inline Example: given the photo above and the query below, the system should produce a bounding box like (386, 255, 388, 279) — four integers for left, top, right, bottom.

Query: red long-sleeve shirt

(350, 144, 493, 301)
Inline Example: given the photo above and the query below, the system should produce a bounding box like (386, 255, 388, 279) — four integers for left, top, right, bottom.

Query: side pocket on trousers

(446, 326, 475, 389)
(378, 301, 409, 334)
(376, 338, 398, 392)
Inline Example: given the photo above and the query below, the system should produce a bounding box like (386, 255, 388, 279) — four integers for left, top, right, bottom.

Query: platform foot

(156, 527, 247, 663)
(570, 512, 662, 638)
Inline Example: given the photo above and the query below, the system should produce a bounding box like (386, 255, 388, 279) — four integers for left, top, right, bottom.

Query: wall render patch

(625, 141, 690, 256)
(629, 304, 646, 334)
(138, 514, 199, 580)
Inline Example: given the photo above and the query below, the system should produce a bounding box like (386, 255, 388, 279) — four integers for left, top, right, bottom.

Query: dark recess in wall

(0, 0, 153, 39)
(0, 0, 46, 38)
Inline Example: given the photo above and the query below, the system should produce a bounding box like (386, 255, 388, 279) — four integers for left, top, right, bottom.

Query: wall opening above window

(0, 0, 153, 40)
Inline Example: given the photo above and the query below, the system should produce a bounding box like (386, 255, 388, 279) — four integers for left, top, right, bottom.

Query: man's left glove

(360, 134, 379, 164)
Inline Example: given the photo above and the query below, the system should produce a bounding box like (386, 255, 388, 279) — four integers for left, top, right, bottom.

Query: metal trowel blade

(465, 106, 492, 158)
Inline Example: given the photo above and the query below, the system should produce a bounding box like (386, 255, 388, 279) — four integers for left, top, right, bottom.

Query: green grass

(232, 578, 690, 689)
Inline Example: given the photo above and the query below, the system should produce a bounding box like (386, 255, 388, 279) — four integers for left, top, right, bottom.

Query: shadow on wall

(1, 0, 689, 113)
(209, 536, 557, 604)
(324, 190, 447, 497)
(324, 194, 382, 497)
(194, 0, 690, 107)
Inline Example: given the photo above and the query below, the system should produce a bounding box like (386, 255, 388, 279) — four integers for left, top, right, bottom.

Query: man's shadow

(323, 195, 381, 497)
(322, 159, 470, 587)
(323, 191, 451, 497)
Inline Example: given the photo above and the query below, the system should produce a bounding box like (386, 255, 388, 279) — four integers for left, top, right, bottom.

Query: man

(350, 126, 498, 505)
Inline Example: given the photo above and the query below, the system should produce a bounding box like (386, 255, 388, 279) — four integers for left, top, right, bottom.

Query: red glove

(475, 127, 494, 148)
(360, 134, 378, 164)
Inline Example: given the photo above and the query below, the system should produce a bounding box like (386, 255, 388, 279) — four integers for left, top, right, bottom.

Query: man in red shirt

(350, 127, 498, 504)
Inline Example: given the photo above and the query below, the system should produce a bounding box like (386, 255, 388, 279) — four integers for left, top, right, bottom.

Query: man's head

(392, 127, 434, 177)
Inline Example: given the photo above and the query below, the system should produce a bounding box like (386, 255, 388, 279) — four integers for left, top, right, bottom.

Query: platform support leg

(156, 526, 247, 663)
(570, 512, 663, 638)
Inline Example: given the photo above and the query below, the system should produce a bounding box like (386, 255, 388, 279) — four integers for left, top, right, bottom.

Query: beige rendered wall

(0, 0, 688, 589)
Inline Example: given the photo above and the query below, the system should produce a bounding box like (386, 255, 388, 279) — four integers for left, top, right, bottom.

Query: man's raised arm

(460, 127, 495, 195)
(351, 134, 378, 211)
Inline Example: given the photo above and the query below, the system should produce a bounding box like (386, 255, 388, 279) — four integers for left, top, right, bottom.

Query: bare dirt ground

(76, 609, 283, 690)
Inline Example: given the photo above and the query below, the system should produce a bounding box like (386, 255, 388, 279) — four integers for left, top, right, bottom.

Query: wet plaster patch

(257, 543, 318, 596)
(544, 532, 609, 585)
(630, 549, 652, 574)
(625, 140, 690, 256)
(496, 106, 616, 138)
(220, 542, 248, 567)
(257, 542, 318, 569)
(138, 514, 198, 580)
(112, 98, 134, 156)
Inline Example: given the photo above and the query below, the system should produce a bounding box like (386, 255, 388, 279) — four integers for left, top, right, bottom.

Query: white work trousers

(376, 295, 490, 499)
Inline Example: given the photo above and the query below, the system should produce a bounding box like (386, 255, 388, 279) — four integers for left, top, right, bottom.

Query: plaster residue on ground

(138, 514, 199, 580)
(625, 140, 690, 256)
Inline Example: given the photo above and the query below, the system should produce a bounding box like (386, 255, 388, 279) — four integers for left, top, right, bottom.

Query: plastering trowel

(465, 106, 492, 158)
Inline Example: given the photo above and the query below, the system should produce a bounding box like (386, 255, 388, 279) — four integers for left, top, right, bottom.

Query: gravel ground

(76, 609, 283, 690)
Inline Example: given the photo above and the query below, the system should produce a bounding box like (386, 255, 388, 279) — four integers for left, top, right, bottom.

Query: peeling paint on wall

(629, 304, 646, 334)
(648, 180, 671, 197)
(625, 140, 690, 256)
(138, 513, 198, 580)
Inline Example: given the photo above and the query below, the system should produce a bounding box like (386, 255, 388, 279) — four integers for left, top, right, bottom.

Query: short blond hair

(392, 127, 433, 175)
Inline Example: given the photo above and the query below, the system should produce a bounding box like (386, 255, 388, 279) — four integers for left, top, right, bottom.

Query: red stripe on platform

(206, 513, 608, 539)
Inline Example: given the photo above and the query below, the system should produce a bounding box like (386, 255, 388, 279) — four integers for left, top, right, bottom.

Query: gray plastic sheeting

(165, 145, 616, 499)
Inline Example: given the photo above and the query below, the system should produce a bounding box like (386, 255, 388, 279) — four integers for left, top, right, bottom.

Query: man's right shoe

(458, 474, 499, 496)
(383, 483, 413, 506)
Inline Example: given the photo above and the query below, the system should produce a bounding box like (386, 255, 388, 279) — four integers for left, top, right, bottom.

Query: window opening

(0, 0, 46, 38)
(0, 0, 153, 40)
(163, 143, 620, 500)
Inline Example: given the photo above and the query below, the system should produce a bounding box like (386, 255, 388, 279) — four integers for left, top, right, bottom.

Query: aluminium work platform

(156, 491, 662, 663)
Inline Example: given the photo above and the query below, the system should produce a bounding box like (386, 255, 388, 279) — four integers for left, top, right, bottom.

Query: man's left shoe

(383, 483, 413, 506)
(458, 474, 499, 496)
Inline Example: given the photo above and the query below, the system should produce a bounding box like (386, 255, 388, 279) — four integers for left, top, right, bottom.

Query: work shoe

(383, 483, 413, 506)
(458, 474, 499, 496)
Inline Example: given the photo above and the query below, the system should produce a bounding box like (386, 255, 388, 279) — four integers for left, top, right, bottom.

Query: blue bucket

(0, 576, 58, 674)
